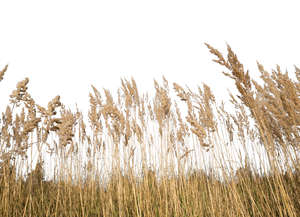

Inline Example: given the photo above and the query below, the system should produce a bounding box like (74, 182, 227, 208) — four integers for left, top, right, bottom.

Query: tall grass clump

(0, 44, 299, 217)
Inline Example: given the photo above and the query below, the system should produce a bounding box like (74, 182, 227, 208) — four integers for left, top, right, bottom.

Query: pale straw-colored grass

(0, 43, 299, 216)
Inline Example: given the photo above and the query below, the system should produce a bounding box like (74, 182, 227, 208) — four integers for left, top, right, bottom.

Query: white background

(0, 0, 299, 115)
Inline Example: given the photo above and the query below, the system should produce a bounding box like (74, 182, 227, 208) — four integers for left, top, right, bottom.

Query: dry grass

(0, 44, 299, 216)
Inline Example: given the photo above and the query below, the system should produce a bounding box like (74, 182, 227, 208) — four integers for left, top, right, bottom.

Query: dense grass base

(0, 162, 299, 217)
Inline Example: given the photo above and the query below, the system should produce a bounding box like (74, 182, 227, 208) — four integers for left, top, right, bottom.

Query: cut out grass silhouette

(0, 44, 299, 216)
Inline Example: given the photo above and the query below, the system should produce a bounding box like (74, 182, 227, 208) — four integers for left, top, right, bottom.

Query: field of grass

(0, 44, 299, 217)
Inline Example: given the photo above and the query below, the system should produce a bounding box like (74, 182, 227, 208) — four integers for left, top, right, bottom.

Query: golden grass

(0, 44, 299, 216)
